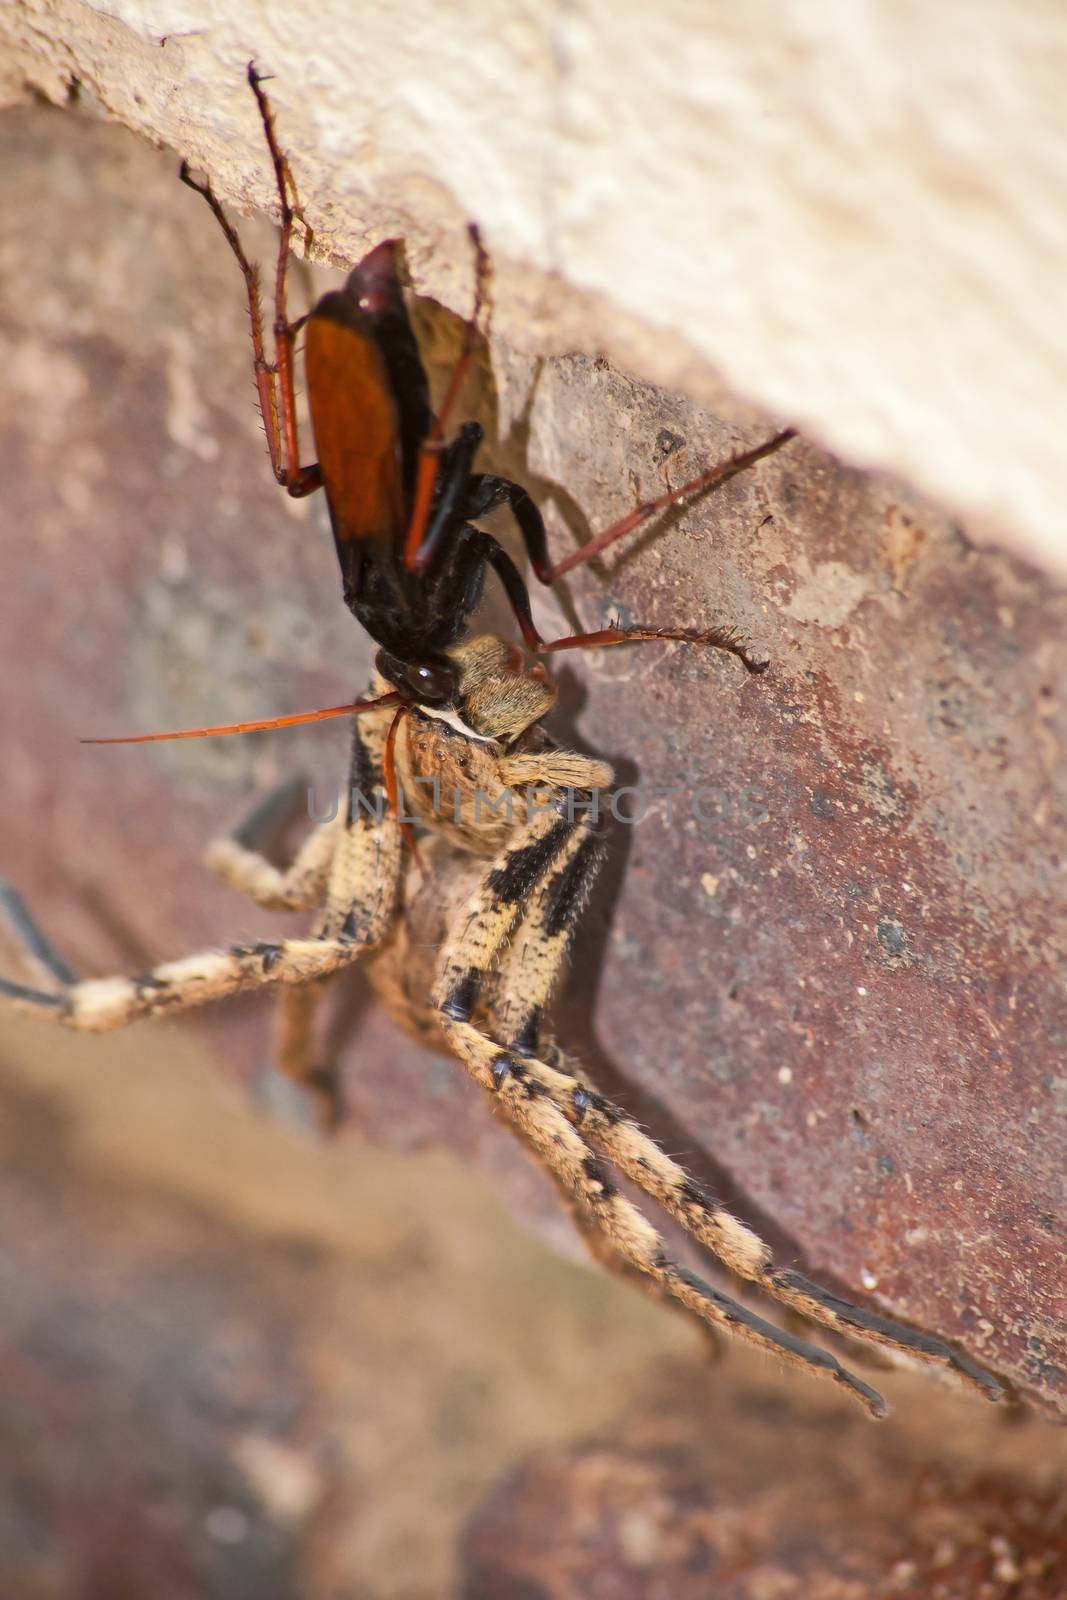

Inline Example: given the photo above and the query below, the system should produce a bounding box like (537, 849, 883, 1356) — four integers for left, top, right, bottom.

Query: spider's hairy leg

(485, 825, 714, 1348)
(486, 846, 1002, 1399)
(316, 711, 401, 944)
(272, 977, 339, 1132)
(486, 815, 1002, 1398)
(430, 751, 694, 1316)
(432, 751, 611, 1028)
(474, 787, 719, 1338)
(204, 774, 341, 910)
(485, 805, 1002, 1399)
(203, 779, 339, 1128)
(0, 890, 376, 1032)
(427, 764, 887, 1414)
(427, 738, 1003, 1410)
(513, 1046, 1006, 1404)
(536, 1099, 724, 1360)
(0, 712, 401, 1038)
(440, 1017, 888, 1418)
(485, 781, 608, 1060)
(257, 709, 404, 1126)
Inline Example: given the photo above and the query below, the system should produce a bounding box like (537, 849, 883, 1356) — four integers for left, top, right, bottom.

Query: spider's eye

(376, 651, 456, 706)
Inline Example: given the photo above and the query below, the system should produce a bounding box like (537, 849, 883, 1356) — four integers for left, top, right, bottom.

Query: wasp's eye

(406, 661, 455, 702)
(376, 650, 456, 706)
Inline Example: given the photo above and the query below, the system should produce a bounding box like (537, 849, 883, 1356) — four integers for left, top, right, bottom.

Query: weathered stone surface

(0, 1028, 691, 1597)
(461, 1367, 1067, 1599)
(0, 101, 1064, 1424)
(3, 1, 1067, 579)
(5, 1024, 1064, 1599)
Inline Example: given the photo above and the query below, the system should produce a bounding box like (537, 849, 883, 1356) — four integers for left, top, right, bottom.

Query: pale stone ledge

(2, 0, 1065, 577)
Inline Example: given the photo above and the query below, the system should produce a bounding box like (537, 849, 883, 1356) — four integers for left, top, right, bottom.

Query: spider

(0, 635, 1005, 1417)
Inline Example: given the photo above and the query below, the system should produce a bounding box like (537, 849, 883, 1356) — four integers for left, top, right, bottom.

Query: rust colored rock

(462, 1439, 1067, 1600)
(0, 100, 1064, 1420)
(461, 1368, 1067, 1600)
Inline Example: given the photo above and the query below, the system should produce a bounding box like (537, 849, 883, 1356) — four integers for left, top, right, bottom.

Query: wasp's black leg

(410, 422, 484, 572)
(464, 474, 552, 583)
(467, 530, 760, 673)
(466, 530, 545, 651)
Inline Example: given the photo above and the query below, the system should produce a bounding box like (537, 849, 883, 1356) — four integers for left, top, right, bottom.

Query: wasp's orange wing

(305, 295, 405, 552)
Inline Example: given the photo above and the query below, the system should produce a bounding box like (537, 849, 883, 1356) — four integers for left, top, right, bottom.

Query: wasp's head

(374, 648, 459, 707)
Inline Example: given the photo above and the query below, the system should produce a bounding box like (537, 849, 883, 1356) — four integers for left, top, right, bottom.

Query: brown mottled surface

(0, 1018, 690, 1598)
(462, 1374, 1067, 1599)
(3, 1020, 1066, 1600)
(0, 86, 1064, 1440)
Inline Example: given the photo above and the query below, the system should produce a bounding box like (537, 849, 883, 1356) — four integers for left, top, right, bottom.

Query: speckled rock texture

(461, 1370, 1067, 1599)
(2, 1, 1067, 578)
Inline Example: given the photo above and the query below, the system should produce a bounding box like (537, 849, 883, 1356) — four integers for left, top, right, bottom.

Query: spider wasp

(0, 67, 1005, 1417)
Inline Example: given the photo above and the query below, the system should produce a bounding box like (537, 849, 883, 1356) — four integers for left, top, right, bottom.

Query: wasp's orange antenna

(382, 701, 422, 869)
(547, 429, 796, 582)
(82, 692, 405, 746)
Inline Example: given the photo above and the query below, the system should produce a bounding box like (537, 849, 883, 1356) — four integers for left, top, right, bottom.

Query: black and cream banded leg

(0, 716, 400, 1128)
(429, 779, 1005, 1415)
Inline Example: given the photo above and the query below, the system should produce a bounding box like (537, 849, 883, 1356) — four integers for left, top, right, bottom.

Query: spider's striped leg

(478, 820, 718, 1353)
(493, 870, 1003, 1401)
(511, 1048, 1004, 1404)
(555, 1144, 726, 1361)
(433, 761, 715, 1337)
(270, 978, 339, 1133)
(432, 775, 1003, 1409)
(228, 714, 402, 1129)
(440, 1015, 888, 1418)
(0, 891, 391, 1033)
(480, 784, 1002, 1399)
(432, 752, 612, 1030)
(204, 774, 341, 911)
(486, 810, 607, 1060)
(0, 714, 402, 1041)
(205, 692, 391, 917)
(430, 788, 887, 1415)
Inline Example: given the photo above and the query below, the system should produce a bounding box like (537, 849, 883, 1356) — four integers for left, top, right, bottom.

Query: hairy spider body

(0, 636, 1005, 1418)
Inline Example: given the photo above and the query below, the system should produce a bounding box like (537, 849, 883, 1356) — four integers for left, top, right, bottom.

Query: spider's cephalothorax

(0, 635, 1006, 1418)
